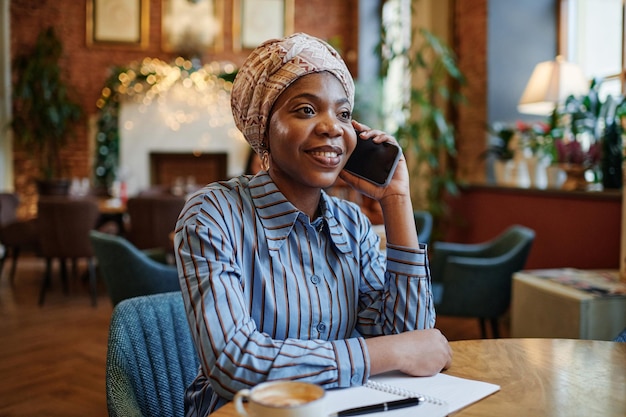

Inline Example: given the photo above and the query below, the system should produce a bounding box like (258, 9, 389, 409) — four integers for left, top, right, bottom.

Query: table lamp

(517, 55, 589, 115)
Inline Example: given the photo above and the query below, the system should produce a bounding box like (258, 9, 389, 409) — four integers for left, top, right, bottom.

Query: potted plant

(484, 123, 517, 185)
(10, 27, 83, 195)
(379, 26, 466, 240)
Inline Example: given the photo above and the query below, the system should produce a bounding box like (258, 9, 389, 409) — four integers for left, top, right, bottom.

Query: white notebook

(324, 371, 500, 417)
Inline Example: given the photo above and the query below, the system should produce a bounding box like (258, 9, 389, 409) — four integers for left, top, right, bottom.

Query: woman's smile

(306, 145, 344, 167)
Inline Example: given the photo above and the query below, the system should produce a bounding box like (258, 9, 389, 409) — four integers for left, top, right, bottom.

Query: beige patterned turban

(231, 32, 355, 154)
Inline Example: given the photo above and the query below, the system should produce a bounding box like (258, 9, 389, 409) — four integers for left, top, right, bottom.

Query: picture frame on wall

(86, 0, 150, 49)
(162, 0, 224, 54)
(233, 0, 294, 51)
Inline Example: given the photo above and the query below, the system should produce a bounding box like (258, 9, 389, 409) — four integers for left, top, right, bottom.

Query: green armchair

(413, 210, 433, 245)
(90, 230, 180, 307)
(430, 225, 536, 338)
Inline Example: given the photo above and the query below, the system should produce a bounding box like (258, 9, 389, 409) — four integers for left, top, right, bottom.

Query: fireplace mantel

(119, 100, 250, 196)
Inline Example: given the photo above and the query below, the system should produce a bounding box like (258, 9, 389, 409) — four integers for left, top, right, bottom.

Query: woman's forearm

(379, 194, 419, 248)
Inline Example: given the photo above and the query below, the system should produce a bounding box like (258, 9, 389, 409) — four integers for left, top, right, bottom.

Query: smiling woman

(175, 32, 449, 416)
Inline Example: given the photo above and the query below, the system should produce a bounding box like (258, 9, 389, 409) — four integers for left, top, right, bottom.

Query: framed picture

(86, 0, 150, 49)
(162, 0, 224, 54)
(233, 0, 294, 51)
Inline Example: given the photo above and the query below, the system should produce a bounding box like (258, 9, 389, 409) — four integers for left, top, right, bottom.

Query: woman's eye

(339, 110, 351, 120)
(297, 106, 315, 115)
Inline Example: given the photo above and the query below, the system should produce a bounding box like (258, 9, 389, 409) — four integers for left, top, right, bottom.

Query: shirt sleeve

(354, 222, 436, 336)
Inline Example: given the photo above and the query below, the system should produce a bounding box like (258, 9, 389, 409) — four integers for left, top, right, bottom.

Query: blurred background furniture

(90, 230, 180, 307)
(511, 268, 626, 341)
(125, 195, 186, 261)
(0, 192, 40, 285)
(430, 224, 536, 338)
(413, 210, 433, 245)
(106, 291, 200, 417)
(37, 196, 101, 306)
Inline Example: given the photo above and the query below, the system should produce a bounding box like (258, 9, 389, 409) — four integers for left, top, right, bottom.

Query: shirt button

(351, 374, 362, 384)
(310, 275, 321, 285)
(317, 322, 326, 333)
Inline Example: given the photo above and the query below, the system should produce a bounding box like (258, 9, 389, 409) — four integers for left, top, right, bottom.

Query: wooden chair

(0, 192, 40, 284)
(125, 195, 186, 257)
(37, 196, 101, 306)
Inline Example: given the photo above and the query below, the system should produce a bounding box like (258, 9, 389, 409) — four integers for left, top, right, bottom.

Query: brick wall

(9, 0, 360, 216)
(454, 0, 488, 184)
(9, 0, 486, 216)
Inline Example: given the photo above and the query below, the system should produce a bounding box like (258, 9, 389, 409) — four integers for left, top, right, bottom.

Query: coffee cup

(233, 380, 325, 417)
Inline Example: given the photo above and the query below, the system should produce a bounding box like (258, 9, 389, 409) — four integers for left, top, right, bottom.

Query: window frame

(559, 0, 626, 98)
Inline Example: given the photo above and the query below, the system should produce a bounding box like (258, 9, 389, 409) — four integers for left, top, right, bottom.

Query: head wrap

(231, 32, 355, 154)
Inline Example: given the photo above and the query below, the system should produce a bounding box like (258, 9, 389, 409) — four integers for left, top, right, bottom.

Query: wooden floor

(0, 255, 509, 416)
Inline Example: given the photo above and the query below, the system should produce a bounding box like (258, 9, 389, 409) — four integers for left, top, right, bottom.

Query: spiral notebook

(324, 371, 500, 416)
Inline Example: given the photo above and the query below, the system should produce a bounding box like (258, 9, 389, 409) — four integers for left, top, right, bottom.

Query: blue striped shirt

(174, 172, 435, 415)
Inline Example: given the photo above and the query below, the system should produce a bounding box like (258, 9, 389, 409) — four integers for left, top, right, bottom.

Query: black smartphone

(343, 132, 401, 187)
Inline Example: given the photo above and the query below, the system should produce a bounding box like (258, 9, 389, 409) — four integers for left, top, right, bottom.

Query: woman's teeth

(309, 151, 338, 158)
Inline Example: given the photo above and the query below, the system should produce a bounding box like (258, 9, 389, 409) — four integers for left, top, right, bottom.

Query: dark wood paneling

(444, 185, 622, 270)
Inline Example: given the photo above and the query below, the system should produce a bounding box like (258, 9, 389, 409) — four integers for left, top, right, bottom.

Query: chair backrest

(478, 225, 536, 261)
(37, 196, 100, 258)
(106, 292, 200, 417)
(0, 193, 19, 227)
(90, 230, 180, 306)
(126, 195, 186, 251)
(413, 210, 433, 245)
(432, 225, 536, 318)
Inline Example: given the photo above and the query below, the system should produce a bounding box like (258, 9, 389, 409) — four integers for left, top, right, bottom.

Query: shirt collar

(249, 172, 351, 254)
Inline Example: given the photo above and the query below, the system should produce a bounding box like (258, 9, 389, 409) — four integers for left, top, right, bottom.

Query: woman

(174, 32, 451, 416)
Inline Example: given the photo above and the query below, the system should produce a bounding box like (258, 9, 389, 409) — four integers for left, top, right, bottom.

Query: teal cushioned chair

(90, 230, 180, 307)
(106, 291, 200, 417)
(413, 210, 433, 245)
(430, 225, 536, 338)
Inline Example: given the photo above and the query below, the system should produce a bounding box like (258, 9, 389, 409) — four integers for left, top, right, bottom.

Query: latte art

(257, 392, 320, 407)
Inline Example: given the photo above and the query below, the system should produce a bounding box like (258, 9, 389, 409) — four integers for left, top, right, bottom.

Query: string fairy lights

(93, 57, 238, 190)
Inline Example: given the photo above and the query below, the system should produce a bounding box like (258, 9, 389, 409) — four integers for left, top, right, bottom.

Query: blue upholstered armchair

(106, 292, 200, 417)
(90, 230, 180, 306)
(430, 225, 536, 338)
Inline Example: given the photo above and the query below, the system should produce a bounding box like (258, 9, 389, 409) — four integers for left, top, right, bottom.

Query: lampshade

(517, 56, 589, 115)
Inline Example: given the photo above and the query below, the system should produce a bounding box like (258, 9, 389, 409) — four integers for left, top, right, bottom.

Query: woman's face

(266, 72, 356, 196)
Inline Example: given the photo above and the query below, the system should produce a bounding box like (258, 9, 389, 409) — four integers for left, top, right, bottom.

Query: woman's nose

(315, 114, 342, 137)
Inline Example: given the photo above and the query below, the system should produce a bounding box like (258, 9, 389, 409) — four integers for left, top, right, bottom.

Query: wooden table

(209, 338, 626, 417)
(97, 197, 127, 235)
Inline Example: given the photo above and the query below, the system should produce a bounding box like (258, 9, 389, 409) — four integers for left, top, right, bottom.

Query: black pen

(328, 397, 423, 417)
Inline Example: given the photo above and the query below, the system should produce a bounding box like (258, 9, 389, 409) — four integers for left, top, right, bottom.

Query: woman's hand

(366, 329, 453, 377)
(341, 121, 418, 247)
(340, 120, 410, 204)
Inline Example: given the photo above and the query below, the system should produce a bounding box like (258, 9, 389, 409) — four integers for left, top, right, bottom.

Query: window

(380, 0, 410, 134)
(560, 0, 624, 100)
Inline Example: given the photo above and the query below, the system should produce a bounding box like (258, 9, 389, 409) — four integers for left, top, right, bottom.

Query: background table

(511, 269, 626, 340)
(208, 338, 626, 417)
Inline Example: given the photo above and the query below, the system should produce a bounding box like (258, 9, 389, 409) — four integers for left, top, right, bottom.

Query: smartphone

(344, 132, 401, 187)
